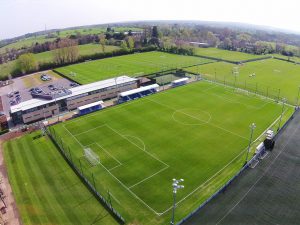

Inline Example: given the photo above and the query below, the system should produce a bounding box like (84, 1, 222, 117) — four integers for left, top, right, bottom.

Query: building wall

(66, 82, 137, 110)
(22, 105, 59, 124)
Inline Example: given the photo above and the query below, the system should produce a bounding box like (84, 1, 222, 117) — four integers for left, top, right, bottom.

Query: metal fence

(177, 108, 299, 225)
(44, 126, 126, 224)
(185, 71, 295, 105)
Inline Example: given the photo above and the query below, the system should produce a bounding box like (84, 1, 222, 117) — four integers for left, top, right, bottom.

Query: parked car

(70, 82, 79, 87)
(7, 92, 13, 98)
(14, 91, 20, 95)
(9, 100, 16, 105)
(40, 74, 51, 81)
(33, 87, 42, 94)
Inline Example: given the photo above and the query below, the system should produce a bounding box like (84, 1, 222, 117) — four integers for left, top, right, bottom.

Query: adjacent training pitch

(50, 80, 293, 225)
(186, 59, 300, 104)
(194, 47, 267, 62)
(55, 51, 214, 84)
(4, 133, 118, 225)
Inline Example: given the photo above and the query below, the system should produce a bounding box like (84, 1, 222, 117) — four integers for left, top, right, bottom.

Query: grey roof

(10, 76, 137, 114)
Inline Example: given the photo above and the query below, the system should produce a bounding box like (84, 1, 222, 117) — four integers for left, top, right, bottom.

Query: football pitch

(186, 59, 300, 105)
(194, 47, 267, 62)
(54, 51, 214, 84)
(49, 80, 294, 225)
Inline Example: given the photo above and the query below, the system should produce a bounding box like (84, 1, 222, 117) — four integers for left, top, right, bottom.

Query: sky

(1, 0, 300, 40)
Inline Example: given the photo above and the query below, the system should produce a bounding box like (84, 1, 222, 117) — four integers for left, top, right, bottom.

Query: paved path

(183, 111, 300, 225)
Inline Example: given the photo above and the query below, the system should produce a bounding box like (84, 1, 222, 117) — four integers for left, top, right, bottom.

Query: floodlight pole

(277, 98, 286, 131)
(245, 123, 256, 165)
(170, 178, 184, 225)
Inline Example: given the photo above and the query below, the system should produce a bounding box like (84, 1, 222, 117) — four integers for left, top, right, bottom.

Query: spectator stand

(118, 84, 160, 103)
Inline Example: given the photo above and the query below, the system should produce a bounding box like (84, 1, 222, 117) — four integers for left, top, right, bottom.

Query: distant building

(10, 76, 138, 124)
(189, 42, 210, 48)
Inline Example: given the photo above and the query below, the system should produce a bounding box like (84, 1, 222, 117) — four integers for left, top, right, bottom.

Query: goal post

(84, 148, 100, 166)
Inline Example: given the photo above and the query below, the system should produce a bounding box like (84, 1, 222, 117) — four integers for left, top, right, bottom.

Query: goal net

(84, 148, 100, 166)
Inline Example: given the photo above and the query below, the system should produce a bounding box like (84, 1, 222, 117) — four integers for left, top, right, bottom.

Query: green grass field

(55, 51, 214, 84)
(0, 26, 141, 54)
(34, 44, 120, 63)
(272, 54, 300, 63)
(0, 36, 56, 54)
(0, 44, 120, 79)
(3, 133, 118, 225)
(195, 47, 268, 62)
(185, 58, 300, 104)
(49, 80, 293, 225)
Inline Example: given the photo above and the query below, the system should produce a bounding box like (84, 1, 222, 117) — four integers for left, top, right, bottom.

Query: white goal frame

(84, 148, 100, 166)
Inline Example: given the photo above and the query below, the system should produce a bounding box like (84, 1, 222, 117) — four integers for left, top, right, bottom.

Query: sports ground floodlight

(171, 178, 184, 225)
(245, 123, 256, 165)
(278, 98, 286, 131)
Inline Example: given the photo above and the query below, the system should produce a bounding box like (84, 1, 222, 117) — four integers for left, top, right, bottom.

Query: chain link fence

(44, 126, 126, 224)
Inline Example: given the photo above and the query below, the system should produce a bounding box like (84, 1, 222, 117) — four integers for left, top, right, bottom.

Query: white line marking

(62, 124, 84, 147)
(97, 155, 161, 215)
(73, 124, 106, 136)
(171, 108, 212, 126)
(146, 98, 248, 140)
(105, 124, 169, 167)
(94, 143, 122, 165)
(129, 166, 169, 189)
(109, 164, 122, 171)
(123, 135, 146, 150)
(109, 192, 121, 205)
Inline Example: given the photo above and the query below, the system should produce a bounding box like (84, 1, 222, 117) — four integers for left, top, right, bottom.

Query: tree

(207, 31, 219, 47)
(16, 53, 38, 74)
(52, 39, 79, 65)
(106, 27, 112, 32)
(99, 34, 107, 52)
(127, 36, 135, 50)
(120, 41, 129, 51)
(152, 26, 159, 38)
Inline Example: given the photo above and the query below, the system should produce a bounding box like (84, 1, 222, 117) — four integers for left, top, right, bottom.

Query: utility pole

(244, 123, 256, 165)
(170, 178, 184, 225)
